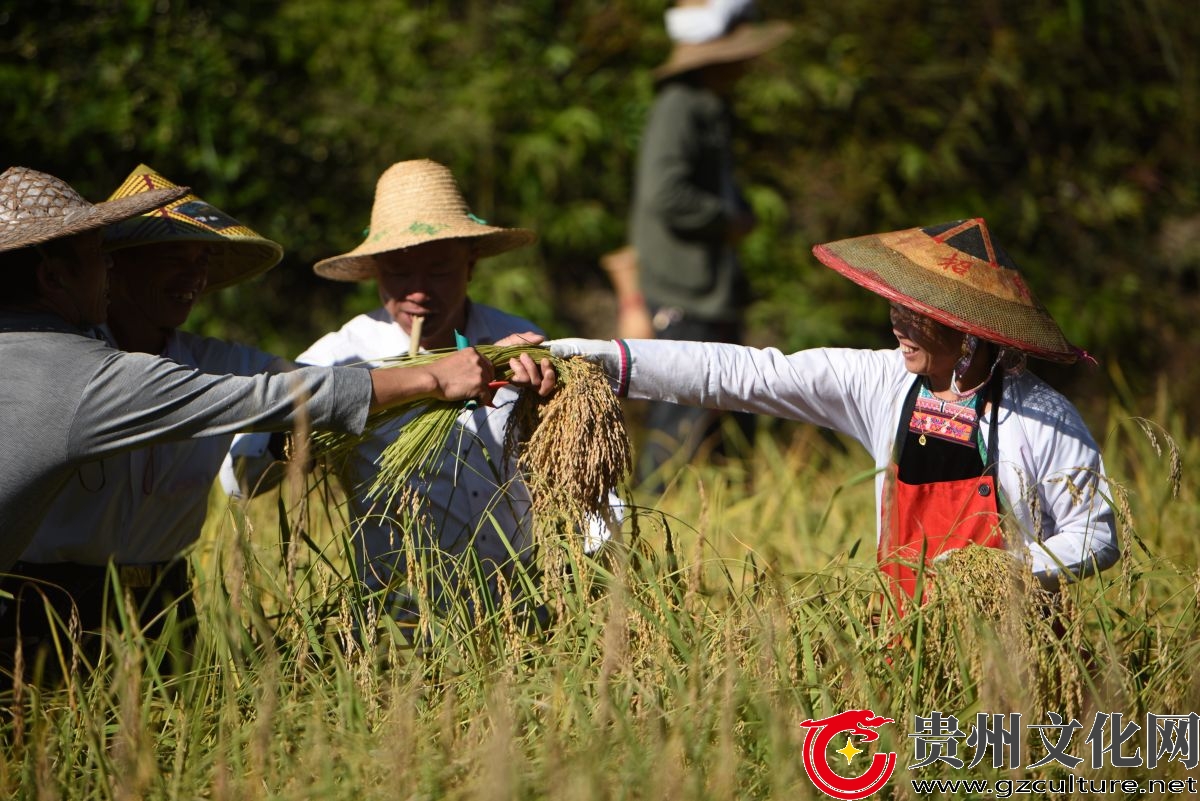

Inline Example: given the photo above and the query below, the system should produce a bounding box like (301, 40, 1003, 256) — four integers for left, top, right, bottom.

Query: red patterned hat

(812, 219, 1079, 363)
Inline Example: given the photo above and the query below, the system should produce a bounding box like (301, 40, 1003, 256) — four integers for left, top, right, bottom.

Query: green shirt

(630, 79, 748, 323)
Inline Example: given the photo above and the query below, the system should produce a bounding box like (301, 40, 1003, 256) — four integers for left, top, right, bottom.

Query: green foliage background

(3, 0, 1198, 415)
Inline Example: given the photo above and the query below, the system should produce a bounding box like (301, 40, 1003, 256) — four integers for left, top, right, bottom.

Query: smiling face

(107, 241, 212, 339)
(889, 303, 965, 385)
(374, 239, 473, 349)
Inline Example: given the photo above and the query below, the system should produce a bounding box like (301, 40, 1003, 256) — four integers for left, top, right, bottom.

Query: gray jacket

(631, 79, 749, 323)
(0, 312, 371, 569)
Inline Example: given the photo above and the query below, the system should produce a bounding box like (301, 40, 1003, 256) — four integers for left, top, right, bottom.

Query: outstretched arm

(368, 346, 495, 411)
(548, 337, 902, 447)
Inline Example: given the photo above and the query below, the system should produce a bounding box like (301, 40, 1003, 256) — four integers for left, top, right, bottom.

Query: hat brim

(102, 165, 285, 292)
(313, 226, 536, 282)
(654, 21, 793, 81)
(813, 236, 1078, 364)
(105, 217, 284, 293)
(0, 187, 191, 253)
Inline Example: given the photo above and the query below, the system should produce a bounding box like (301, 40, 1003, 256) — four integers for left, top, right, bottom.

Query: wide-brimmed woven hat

(104, 165, 283, 293)
(654, 0, 792, 81)
(812, 218, 1079, 363)
(0, 166, 187, 254)
(314, 160, 536, 281)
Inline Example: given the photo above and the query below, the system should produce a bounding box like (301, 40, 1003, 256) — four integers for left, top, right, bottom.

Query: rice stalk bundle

(916, 544, 1085, 718)
(312, 346, 630, 519)
(504, 356, 632, 519)
(497, 357, 630, 613)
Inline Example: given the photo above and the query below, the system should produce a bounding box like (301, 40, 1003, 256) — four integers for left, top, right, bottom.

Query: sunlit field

(2, 389, 1198, 800)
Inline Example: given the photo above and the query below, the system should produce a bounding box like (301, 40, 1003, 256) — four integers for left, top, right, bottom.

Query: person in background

(223, 159, 599, 627)
(630, 0, 792, 490)
(0, 165, 520, 673)
(550, 219, 1119, 598)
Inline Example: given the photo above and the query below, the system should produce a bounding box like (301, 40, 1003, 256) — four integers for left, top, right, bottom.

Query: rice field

(2, 389, 1198, 800)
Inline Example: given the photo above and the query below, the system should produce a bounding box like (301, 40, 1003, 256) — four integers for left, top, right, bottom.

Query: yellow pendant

(919, 433, 927, 446)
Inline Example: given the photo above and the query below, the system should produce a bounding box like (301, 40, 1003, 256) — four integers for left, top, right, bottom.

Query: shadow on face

(40, 231, 111, 327)
(374, 239, 475, 349)
(108, 241, 212, 334)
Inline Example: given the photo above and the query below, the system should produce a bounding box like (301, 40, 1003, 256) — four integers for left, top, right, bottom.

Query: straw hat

(103, 165, 284, 293)
(654, 0, 793, 81)
(812, 219, 1079, 363)
(0, 166, 187, 254)
(314, 160, 536, 282)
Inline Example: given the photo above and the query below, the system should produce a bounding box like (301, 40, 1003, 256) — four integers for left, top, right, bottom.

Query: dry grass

(2, 398, 1199, 799)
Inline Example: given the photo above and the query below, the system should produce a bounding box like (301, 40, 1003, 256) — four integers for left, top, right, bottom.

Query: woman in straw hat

(631, 0, 792, 489)
(5, 165, 305, 651)
(550, 219, 1119, 595)
(224, 159, 585, 625)
(0, 166, 524, 659)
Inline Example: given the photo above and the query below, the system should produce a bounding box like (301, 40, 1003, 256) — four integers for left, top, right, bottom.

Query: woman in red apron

(548, 218, 1119, 596)
(879, 303, 1008, 606)
(811, 218, 1111, 601)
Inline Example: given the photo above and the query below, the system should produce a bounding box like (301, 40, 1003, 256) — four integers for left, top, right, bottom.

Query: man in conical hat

(0, 165, 509, 667)
(224, 159, 583, 624)
(550, 219, 1119, 595)
(631, 0, 792, 489)
(6, 165, 295, 650)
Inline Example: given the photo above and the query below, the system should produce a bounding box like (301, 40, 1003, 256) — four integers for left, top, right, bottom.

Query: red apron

(879, 376, 1005, 606)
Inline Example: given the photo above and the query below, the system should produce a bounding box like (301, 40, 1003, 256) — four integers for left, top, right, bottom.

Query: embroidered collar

(909, 382, 980, 447)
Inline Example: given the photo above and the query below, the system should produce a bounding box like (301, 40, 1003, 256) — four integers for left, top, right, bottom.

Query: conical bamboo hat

(104, 165, 283, 293)
(0, 166, 186, 252)
(813, 218, 1079, 363)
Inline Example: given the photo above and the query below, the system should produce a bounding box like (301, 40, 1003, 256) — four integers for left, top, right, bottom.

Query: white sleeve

(219, 431, 279, 499)
(624, 339, 900, 449)
(1020, 422, 1119, 586)
(996, 381, 1120, 586)
(296, 333, 352, 368)
(583, 492, 626, 554)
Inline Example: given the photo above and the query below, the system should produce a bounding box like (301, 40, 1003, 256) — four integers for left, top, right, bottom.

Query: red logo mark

(799, 710, 898, 800)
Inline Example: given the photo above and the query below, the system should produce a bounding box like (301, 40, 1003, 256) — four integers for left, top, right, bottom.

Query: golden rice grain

(917, 545, 1086, 719)
(505, 356, 631, 518)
